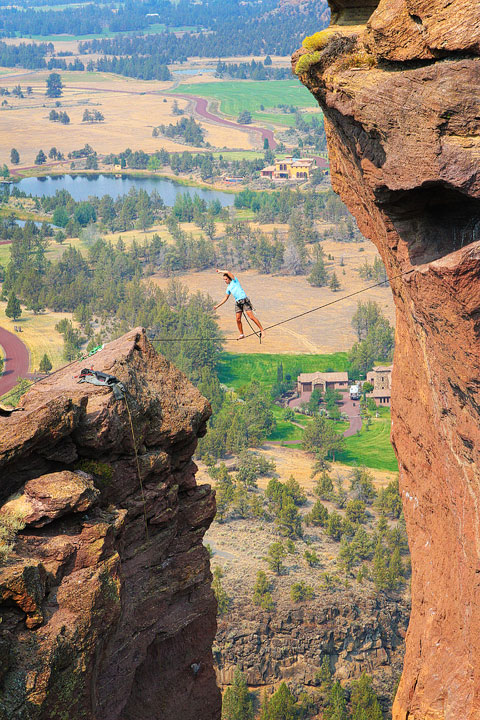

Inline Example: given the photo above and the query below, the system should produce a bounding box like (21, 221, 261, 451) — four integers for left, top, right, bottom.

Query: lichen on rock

(0, 328, 221, 720)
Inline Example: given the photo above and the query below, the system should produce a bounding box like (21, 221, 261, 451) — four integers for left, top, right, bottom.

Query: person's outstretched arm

(214, 294, 229, 311)
(216, 268, 234, 280)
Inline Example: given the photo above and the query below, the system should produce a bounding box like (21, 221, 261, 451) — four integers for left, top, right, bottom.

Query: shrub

(76, 459, 113, 489)
(291, 581, 314, 602)
(0, 504, 27, 561)
(212, 566, 230, 615)
(302, 30, 333, 51)
(304, 549, 320, 567)
(341, 50, 377, 70)
(295, 51, 323, 76)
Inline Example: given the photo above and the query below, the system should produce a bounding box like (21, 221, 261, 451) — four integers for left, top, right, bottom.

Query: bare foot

(260, 330, 266, 338)
(237, 334, 245, 340)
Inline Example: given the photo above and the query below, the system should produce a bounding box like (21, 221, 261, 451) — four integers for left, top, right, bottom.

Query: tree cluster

(154, 117, 205, 146)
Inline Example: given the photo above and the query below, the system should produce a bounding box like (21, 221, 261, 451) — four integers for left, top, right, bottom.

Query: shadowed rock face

(0, 329, 221, 720)
(295, 4, 480, 719)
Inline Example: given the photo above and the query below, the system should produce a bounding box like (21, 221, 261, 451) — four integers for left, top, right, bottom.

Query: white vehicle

(349, 384, 360, 401)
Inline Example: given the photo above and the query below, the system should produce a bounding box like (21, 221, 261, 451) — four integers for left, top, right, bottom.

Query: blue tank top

(226, 277, 247, 302)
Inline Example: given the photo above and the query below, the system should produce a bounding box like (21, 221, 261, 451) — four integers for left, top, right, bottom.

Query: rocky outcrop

(295, 5, 480, 719)
(215, 591, 409, 707)
(0, 329, 221, 720)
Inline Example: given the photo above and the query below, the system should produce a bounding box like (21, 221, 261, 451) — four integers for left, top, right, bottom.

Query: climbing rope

(124, 394, 150, 541)
(242, 308, 262, 344)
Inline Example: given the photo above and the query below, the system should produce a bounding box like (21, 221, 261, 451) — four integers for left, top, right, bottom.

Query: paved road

(0, 325, 30, 397)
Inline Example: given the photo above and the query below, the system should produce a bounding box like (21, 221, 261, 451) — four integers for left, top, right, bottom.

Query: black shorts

(235, 297, 253, 313)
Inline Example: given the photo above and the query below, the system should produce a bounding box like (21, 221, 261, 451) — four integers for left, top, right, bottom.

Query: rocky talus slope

(0, 329, 221, 720)
(295, 3, 480, 718)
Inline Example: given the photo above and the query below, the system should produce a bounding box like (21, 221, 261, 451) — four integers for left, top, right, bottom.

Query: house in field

(366, 365, 393, 406)
(261, 156, 317, 180)
(297, 371, 349, 395)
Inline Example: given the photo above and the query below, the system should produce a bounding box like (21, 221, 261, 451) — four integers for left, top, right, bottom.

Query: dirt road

(0, 325, 30, 396)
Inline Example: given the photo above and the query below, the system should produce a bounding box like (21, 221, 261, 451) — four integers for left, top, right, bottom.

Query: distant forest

(0, 0, 330, 59)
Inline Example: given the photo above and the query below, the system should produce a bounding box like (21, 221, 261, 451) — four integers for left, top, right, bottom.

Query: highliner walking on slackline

(213, 269, 265, 340)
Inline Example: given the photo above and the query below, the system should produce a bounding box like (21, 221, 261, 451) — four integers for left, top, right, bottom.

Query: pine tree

(329, 271, 340, 292)
(308, 256, 328, 286)
(10, 148, 19, 164)
(222, 668, 254, 720)
(324, 681, 349, 720)
(5, 291, 21, 320)
(266, 542, 286, 575)
(350, 672, 383, 720)
(35, 149, 47, 165)
(373, 540, 389, 590)
(39, 354, 52, 373)
(260, 682, 298, 720)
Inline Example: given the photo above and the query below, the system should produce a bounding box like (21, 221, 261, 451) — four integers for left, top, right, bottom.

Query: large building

(297, 371, 349, 394)
(261, 156, 317, 180)
(366, 365, 393, 406)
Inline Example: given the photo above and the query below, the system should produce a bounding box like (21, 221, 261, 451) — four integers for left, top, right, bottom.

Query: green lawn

(269, 405, 349, 444)
(338, 414, 398, 473)
(217, 352, 350, 390)
(212, 151, 265, 161)
(176, 80, 318, 122)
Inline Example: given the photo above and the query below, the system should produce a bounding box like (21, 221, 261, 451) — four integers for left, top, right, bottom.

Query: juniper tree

(222, 668, 254, 720)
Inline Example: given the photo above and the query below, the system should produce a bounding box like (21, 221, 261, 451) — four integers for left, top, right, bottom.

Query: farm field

(176, 80, 320, 125)
(0, 70, 255, 168)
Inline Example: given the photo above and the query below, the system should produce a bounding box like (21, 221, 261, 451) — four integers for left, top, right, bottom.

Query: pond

(15, 174, 235, 207)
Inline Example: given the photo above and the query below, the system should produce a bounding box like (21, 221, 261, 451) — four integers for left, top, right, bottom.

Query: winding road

(169, 93, 278, 149)
(0, 325, 30, 397)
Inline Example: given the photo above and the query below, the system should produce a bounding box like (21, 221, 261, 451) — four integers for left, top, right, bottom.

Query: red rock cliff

(294, 4, 480, 719)
(0, 328, 221, 720)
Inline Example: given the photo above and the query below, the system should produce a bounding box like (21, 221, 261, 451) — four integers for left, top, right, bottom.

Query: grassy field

(176, 80, 319, 122)
(217, 352, 350, 389)
(339, 413, 398, 472)
(12, 23, 196, 43)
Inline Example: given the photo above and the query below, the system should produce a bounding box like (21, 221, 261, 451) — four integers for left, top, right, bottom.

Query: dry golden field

(0, 301, 71, 371)
(0, 69, 254, 167)
(197, 443, 397, 494)
(151, 238, 395, 353)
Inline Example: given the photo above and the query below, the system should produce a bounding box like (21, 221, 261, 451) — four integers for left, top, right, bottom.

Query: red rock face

(0, 329, 221, 720)
(295, 5, 480, 719)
